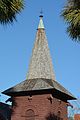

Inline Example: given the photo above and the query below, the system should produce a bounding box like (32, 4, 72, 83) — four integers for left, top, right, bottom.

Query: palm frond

(61, 0, 80, 41)
(67, 24, 80, 41)
(0, 0, 24, 25)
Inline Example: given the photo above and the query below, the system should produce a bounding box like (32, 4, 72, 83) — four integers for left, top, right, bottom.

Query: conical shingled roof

(27, 16, 55, 80)
(2, 15, 76, 100)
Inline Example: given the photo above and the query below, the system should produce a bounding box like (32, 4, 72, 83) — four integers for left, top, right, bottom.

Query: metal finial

(39, 9, 43, 18)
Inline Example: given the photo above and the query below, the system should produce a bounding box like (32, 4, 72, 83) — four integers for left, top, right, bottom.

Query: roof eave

(2, 88, 76, 101)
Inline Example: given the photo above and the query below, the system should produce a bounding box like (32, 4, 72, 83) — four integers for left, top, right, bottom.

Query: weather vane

(40, 9, 43, 17)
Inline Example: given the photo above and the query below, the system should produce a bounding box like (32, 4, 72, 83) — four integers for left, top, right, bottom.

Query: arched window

(26, 109, 35, 120)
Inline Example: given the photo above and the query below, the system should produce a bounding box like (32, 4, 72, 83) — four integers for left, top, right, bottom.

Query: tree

(0, 0, 24, 25)
(68, 117, 73, 120)
(61, 0, 80, 42)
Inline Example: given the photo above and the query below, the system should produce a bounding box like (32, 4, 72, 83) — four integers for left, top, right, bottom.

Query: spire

(2, 15, 76, 101)
(27, 15, 55, 80)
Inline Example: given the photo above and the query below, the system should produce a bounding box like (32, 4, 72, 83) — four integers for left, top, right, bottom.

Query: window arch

(26, 109, 35, 120)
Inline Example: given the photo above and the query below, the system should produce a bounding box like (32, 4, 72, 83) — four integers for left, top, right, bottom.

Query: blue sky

(0, 0, 80, 103)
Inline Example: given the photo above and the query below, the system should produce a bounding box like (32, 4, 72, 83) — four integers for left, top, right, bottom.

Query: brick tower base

(11, 94, 67, 120)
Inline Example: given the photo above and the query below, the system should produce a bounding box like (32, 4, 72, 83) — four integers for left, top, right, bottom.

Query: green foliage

(61, 0, 80, 42)
(0, 0, 24, 25)
(68, 116, 73, 120)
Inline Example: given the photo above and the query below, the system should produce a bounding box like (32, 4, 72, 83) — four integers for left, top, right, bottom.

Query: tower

(2, 15, 76, 120)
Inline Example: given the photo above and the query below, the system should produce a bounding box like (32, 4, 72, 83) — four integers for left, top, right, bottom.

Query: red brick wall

(11, 94, 68, 120)
(74, 114, 80, 120)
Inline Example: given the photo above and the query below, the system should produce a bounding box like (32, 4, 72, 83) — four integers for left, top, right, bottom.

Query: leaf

(61, 0, 80, 41)
(0, 0, 24, 25)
